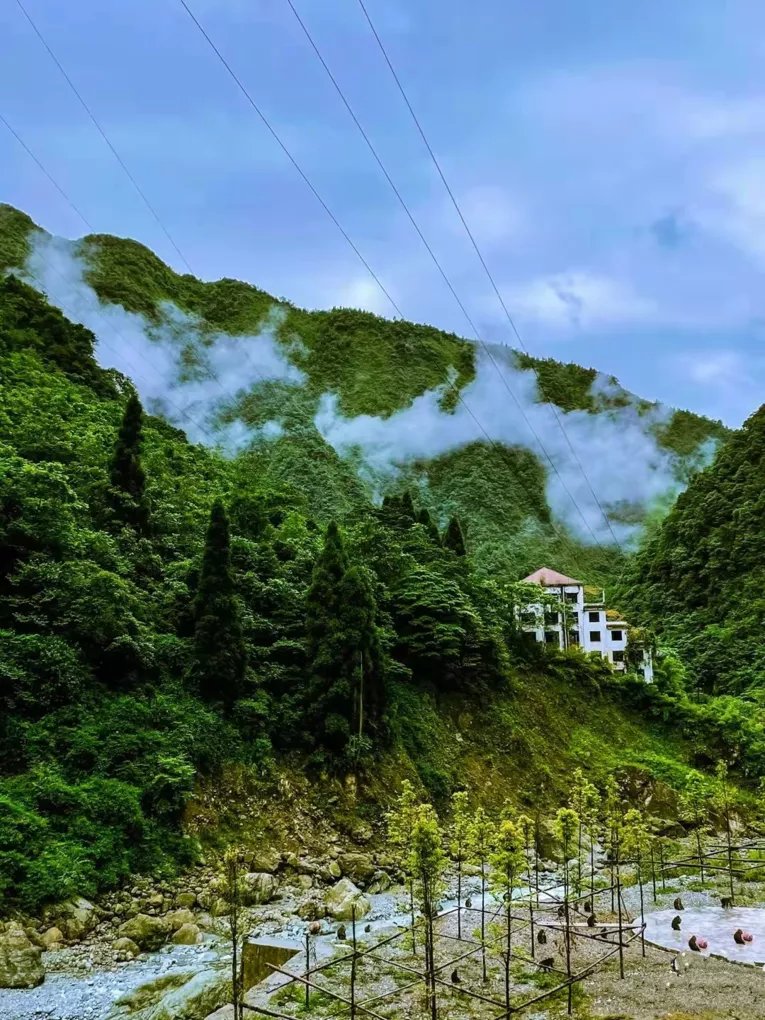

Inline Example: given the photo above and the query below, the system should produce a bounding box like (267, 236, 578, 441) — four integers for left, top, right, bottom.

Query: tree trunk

(457, 857, 462, 940)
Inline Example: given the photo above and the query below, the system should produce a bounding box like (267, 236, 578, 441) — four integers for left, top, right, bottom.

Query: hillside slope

(0, 271, 733, 917)
(0, 203, 728, 589)
(621, 405, 765, 698)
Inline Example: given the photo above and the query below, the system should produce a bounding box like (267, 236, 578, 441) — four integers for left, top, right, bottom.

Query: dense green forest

(621, 405, 765, 698)
(1, 200, 765, 926)
(2, 271, 764, 919)
(0, 203, 730, 589)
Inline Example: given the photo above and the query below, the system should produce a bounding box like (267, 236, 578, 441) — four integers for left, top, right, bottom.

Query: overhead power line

(15, 0, 195, 274)
(0, 111, 93, 232)
(177, 0, 608, 553)
(177, 0, 403, 320)
(282, 0, 609, 549)
(352, 0, 623, 551)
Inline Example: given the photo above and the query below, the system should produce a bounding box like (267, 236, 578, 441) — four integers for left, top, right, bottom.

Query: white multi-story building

(518, 567, 654, 682)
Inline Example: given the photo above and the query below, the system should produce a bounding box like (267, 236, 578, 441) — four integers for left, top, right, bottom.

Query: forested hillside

(0, 203, 729, 590)
(2, 272, 755, 920)
(622, 405, 765, 698)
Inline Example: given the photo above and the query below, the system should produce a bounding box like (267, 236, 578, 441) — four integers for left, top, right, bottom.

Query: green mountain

(0, 203, 728, 590)
(621, 405, 765, 701)
(0, 204, 752, 918)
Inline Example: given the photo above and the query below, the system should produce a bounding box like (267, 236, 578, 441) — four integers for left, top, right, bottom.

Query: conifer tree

(449, 791, 470, 938)
(469, 806, 493, 981)
(409, 804, 445, 1020)
(400, 491, 416, 522)
(108, 394, 150, 534)
(442, 515, 466, 556)
(193, 500, 246, 708)
(417, 507, 441, 544)
(554, 807, 579, 1011)
(387, 780, 420, 946)
(490, 819, 525, 1014)
(305, 523, 384, 751)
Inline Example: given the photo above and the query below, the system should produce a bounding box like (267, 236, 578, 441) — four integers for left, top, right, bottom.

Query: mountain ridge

(0, 202, 729, 588)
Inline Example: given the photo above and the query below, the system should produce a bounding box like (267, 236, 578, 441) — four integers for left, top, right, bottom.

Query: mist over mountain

(1, 203, 727, 584)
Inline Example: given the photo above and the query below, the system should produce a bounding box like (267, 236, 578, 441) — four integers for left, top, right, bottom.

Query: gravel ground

(0, 943, 225, 1020)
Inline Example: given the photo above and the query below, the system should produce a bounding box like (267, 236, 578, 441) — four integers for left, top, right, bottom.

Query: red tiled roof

(521, 567, 583, 586)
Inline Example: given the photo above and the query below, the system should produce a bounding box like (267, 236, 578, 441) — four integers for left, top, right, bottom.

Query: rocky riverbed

(0, 846, 442, 1020)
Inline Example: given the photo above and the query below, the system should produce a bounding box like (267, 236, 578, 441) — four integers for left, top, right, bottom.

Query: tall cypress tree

(305, 523, 383, 751)
(417, 507, 441, 544)
(306, 521, 348, 659)
(443, 515, 467, 556)
(193, 500, 246, 709)
(109, 394, 150, 535)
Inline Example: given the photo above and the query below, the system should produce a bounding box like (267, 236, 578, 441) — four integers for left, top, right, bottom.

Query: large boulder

(172, 923, 202, 946)
(241, 872, 278, 906)
(113, 937, 141, 959)
(40, 927, 64, 949)
(117, 913, 169, 952)
(166, 908, 196, 931)
(323, 878, 371, 921)
(337, 853, 376, 887)
(249, 849, 281, 874)
(108, 967, 230, 1020)
(43, 896, 97, 941)
(0, 923, 45, 988)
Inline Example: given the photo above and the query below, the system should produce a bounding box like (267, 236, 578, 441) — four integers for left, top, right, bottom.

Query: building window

(544, 631, 558, 645)
(611, 630, 623, 641)
(521, 612, 537, 627)
(588, 611, 600, 622)
(565, 591, 578, 604)
(568, 630, 579, 646)
(589, 631, 601, 642)
(612, 650, 625, 663)
(544, 611, 559, 626)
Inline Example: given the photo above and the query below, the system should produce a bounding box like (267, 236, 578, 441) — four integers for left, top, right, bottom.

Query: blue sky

(2, 0, 765, 426)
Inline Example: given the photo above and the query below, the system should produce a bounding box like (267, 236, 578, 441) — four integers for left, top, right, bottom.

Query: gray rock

(296, 897, 322, 921)
(172, 923, 201, 945)
(108, 968, 230, 1019)
(0, 922, 45, 988)
(367, 870, 392, 894)
(324, 878, 371, 921)
(112, 937, 141, 959)
(166, 907, 195, 931)
(43, 896, 97, 941)
(117, 913, 169, 952)
(241, 872, 278, 906)
(337, 853, 376, 887)
(249, 849, 281, 874)
(40, 926, 64, 949)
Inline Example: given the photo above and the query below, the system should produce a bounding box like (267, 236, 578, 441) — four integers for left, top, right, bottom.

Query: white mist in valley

(314, 356, 704, 545)
(22, 233, 302, 453)
(16, 231, 713, 545)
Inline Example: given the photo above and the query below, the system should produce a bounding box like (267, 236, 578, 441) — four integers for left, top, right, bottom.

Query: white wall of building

(521, 578, 653, 682)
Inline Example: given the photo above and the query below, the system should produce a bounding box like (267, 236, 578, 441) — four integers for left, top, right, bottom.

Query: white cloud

(669, 348, 765, 425)
(336, 276, 393, 315)
(700, 157, 765, 263)
(21, 233, 302, 453)
(315, 348, 698, 545)
(503, 270, 657, 331)
(452, 185, 525, 246)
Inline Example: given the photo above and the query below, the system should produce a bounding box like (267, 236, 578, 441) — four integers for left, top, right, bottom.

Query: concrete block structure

(519, 567, 653, 682)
